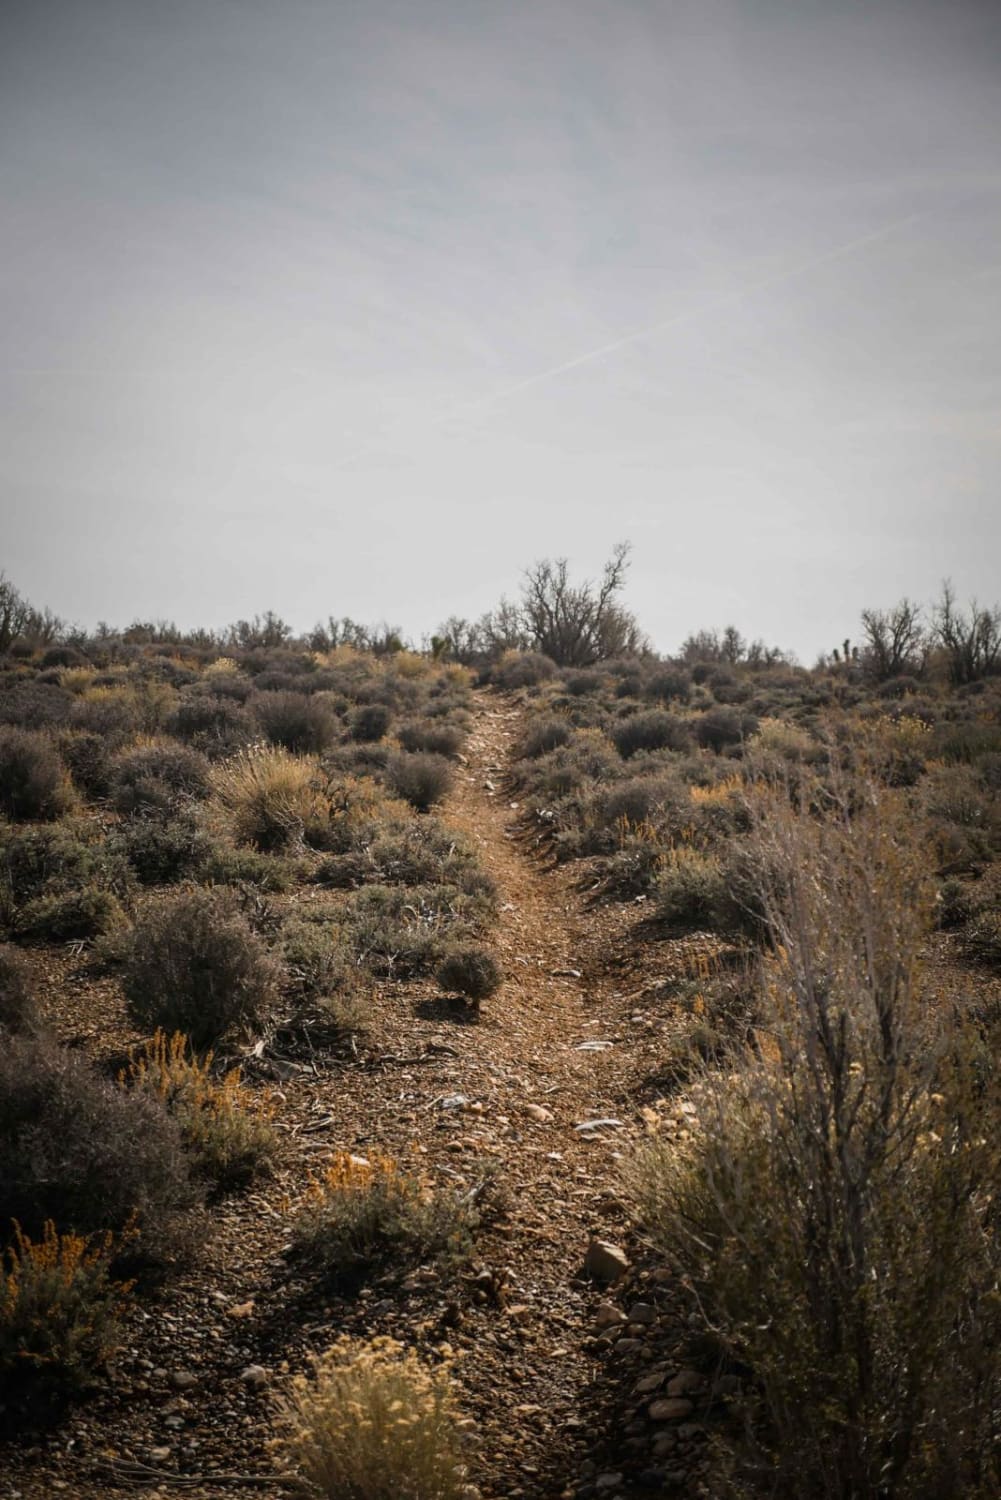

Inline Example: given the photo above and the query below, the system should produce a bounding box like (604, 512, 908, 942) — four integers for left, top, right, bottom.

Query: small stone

(627, 1302, 656, 1325)
(651, 1432, 678, 1458)
(584, 1238, 630, 1284)
(666, 1368, 702, 1397)
(239, 1364, 269, 1389)
(170, 1371, 197, 1391)
(523, 1103, 554, 1123)
(649, 1397, 694, 1421)
(635, 1371, 665, 1394)
(595, 1475, 624, 1492)
(594, 1301, 627, 1328)
(507, 1304, 532, 1324)
(612, 1338, 643, 1355)
(149, 1447, 172, 1463)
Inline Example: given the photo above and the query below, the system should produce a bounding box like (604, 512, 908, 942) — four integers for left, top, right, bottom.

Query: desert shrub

(121, 1031, 275, 1190)
(516, 716, 573, 760)
(962, 909, 1001, 971)
(564, 669, 605, 696)
(595, 823, 666, 897)
(694, 705, 753, 752)
(0, 945, 38, 1034)
(13, 884, 123, 942)
(199, 842, 297, 892)
(0, 823, 100, 907)
(256, 691, 337, 754)
(512, 731, 620, 802)
(644, 667, 691, 703)
(0, 1222, 131, 1402)
(346, 883, 486, 978)
(396, 721, 464, 758)
(653, 847, 730, 931)
(0, 1033, 198, 1262)
(612, 711, 690, 759)
(281, 1335, 465, 1500)
(318, 820, 494, 902)
(0, 681, 74, 731)
(0, 728, 74, 821)
(292, 1152, 476, 1290)
(212, 744, 331, 851)
(282, 919, 354, 999)
(349, 703, 392, 743)
(936, 876, 981, 930)
(123, 888, 282, 1047)
(436, 945, 502, 1002)
(58, 730, 112, 798)
(625, 773, 1001, 1500)
(109, 812, 213, 886)
(385, 752, 452, 812)
(110, 739, 210, 814)
(168, 694, 255, 757)
(489, 650, 556, 690)
(69, 689, 142, 742)
(602, 774, 686, 828)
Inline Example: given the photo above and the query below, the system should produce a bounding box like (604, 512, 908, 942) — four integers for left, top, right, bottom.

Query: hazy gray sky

(3, 0, 1000, 659)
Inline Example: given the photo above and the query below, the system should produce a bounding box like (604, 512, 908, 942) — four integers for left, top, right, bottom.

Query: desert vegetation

(0, 561, 998, 1497)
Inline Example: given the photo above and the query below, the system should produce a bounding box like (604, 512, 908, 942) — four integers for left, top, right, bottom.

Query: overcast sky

(2, 0, 999, 659)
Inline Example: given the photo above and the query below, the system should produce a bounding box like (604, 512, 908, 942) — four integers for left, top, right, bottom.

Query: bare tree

(859, 599, 925, 681)
(0, 574, 31, 654)
(932, 580, 1001, 685)
(518, 543, 642, 666)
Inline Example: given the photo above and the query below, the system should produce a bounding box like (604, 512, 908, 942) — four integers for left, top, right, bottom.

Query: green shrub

(0, 945, 38, 1034)
(346, 884, 487, 978)
(694, 705, 754, 752)
(282, 919, 354, 999)
(168, 695, 256, 758)
(0, 823, 99, 907)
(0, 1222, 131, 1402)
(292, 1152, 476, 1291)
(653, 847, 730, 931)
(436, 945, 502, 1002)
(256, 691, 337, 754)
(385, 752, 452, 812)
(962, 909, 1001, 971)
(199, 842, 297, 892)
(0, 1033, 198, 1263)
(58, 730, 113, 798)
(123, 888, 282, 1047)
(489, 650, 556, 690)
(644, 667, 691, 703)
(0, 728, 74, 821)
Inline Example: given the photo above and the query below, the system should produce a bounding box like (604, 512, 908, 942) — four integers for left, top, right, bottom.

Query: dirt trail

(434, 692, 644, 1497)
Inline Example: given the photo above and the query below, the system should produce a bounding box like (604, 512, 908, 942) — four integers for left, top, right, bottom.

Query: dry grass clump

(121, 1031, 275, 1190)
(212, 744, 331, 850)
(123, 887, 282, 1047)
(292, 1151, 476, 1290)
(0, 1221, 132, 1401)
(626, 767, 1001, 1498)
(281, 1334, 466, 1500)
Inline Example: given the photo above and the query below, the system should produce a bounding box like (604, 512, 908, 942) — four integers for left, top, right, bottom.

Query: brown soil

(1, 690, 719, 1500)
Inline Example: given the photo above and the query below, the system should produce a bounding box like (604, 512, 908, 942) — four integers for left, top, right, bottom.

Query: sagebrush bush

(292, 1152, 476, 1290)
(396, 721, 464, 758)
(0, 822, 101, 907)
(123, 887, 282, 1047)
(962, 908, 1001, 971)
(385, 752, 452, 812)
(256, 691, 337, 754)
(281, 918, 354, 999)
(0, 945, 38, 1033)
(653, 846, 730, 931)
(345, 883, 490, 978)
(12, 883, 124, 942)
(122, 1031, 275, 1190)
(489, 649, 556, 689)
(0, 1033, 198, 1263)
(0, 728, 74, 821)
(349, 703, 392, 743)
(110, 739, 211, 814)
(317, 820, 494, 902)
(109, 812, 213, 886)
(612, 710, 690, 758)
(515, 716, 573, 759)
(626, 770, 1001, 1499)
(58, 730, 112, 798)
(0, 1222, 132, 1402)
(436, 944, 502, 1002)
(281, 1335, 466, 1500)
(694, 705, 753, 752)
(168, 694, 255, 757)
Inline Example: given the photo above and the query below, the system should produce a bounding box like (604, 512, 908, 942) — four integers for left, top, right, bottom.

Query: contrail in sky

(331, 208, 925, 471)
